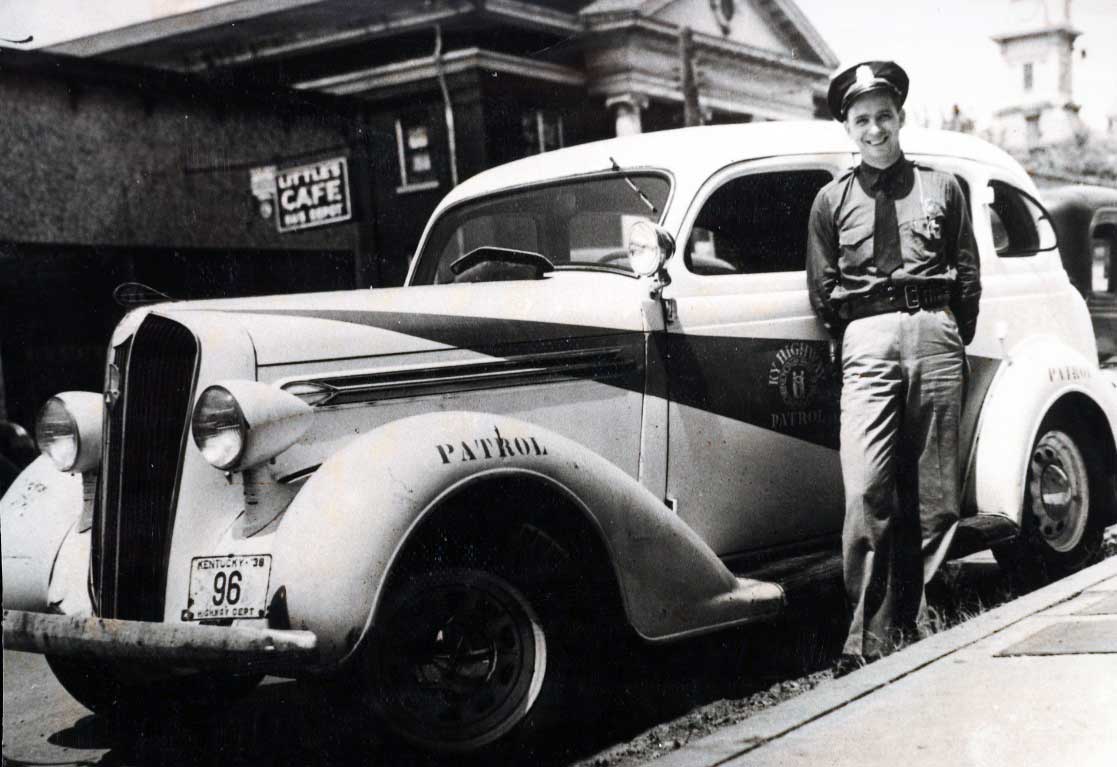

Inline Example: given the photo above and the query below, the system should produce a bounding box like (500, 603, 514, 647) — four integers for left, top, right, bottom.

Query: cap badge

(855, 65, 874, 87)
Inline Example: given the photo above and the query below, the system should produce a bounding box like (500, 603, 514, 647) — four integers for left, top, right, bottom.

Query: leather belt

(840, 283, 952, 322)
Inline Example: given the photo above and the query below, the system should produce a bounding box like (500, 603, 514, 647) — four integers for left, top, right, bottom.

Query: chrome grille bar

(95, 315, 199, 621)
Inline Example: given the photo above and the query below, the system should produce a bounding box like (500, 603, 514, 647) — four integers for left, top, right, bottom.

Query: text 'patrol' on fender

(435, 427, 549, 464)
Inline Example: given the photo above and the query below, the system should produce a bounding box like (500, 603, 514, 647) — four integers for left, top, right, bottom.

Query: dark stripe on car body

(214, 307, 1000, 454)
(220, 309, 627, 357)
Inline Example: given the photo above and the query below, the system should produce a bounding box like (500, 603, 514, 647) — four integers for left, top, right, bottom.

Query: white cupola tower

(990, 0, 1085, 149)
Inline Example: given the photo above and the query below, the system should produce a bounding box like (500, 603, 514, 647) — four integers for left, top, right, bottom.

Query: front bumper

(2, 609, 318, 672)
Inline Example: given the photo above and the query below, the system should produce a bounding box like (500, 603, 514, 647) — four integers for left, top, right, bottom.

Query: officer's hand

(960, 318, 977, 346)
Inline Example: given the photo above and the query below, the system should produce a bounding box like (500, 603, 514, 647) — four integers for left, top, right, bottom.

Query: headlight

(191, 381, 312, 472)
(627, 220, 674, 277)
(35, 392, 104, 473)
(191, 386, 247, 470)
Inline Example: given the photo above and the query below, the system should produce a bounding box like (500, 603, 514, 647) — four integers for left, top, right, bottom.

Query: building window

(395, 116, 439, 193)
(1025, 114, 1041, 145)
(520, 110, 564, 157)
(1023, 62, 1034, 92)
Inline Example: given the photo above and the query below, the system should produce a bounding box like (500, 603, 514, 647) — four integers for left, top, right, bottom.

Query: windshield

(411, 172, 671, 285)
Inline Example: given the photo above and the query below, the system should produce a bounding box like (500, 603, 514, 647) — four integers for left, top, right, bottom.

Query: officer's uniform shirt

(805, 155, 981, 338)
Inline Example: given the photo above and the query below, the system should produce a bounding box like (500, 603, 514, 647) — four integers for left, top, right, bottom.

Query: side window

(987, 181, 1057, 258)
(685, 170, 832, 275)
(1092, 235, 1114, 295)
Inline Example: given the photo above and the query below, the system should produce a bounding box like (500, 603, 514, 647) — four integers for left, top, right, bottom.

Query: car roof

(435, 121, 1026, 213)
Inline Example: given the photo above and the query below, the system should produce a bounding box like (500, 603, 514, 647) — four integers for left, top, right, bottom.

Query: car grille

(93, 315, 199, 620)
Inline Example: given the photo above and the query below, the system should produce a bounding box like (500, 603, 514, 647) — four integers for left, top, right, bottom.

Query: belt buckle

(903, 284, 920, 310)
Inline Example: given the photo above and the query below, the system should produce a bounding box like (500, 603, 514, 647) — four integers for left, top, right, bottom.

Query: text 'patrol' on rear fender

(969, 334, 1117, 521)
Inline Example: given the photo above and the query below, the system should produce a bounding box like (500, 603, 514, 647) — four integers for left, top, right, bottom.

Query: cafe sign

(275, 157, 352, 233)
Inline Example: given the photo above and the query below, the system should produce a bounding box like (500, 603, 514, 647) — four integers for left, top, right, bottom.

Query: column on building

(606, 93, 650, 137)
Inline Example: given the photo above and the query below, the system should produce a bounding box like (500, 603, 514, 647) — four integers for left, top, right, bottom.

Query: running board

(949, 514, 1020, 559)
(726, 515, 1020, 612)
(734, 550, 844, 609)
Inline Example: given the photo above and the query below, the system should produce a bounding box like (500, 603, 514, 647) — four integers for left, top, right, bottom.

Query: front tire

(365, 567, 558, 753)
(994, 419, 1109, 585)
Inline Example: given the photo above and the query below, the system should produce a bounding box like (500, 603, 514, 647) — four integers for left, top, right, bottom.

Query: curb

(650, 555, 1117, 767)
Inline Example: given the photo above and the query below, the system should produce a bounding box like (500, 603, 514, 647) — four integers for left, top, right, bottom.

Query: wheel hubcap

(1029, 431, 1089, 553)
(375, 569, 546, 750)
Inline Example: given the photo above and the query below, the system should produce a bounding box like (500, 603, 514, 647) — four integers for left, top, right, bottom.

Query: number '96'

(212, 570, 243, 605)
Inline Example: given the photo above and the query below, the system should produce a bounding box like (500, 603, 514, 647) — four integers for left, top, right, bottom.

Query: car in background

(1042, 184, 1117, 363)
(4, 122, 1117, 756)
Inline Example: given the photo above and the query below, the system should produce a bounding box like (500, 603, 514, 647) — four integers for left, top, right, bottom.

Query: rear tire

(994, 418, 1108, 587)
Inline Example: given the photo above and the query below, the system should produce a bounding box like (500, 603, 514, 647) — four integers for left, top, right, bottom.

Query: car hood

(162, 274, 651, 366)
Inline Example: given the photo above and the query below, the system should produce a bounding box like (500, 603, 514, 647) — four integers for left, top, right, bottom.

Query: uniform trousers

(839, 307, 964, 657)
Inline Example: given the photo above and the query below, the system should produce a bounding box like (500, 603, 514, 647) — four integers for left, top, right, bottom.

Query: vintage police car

(4, 121, 1116, 754)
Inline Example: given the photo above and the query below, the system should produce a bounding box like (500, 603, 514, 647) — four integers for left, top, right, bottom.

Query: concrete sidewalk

(653, 556, 1117, 767)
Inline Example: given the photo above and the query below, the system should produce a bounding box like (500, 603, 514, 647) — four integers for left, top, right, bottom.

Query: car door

(661, 156, 850, 562)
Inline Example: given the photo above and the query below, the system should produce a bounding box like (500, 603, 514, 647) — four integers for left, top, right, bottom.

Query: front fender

(1, 456, 83, 610)
(970, 334, 1117, 522)
(270, 411, 771, 664)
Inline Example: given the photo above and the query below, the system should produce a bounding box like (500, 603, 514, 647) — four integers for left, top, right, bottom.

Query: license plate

(185, 554, 272, 621)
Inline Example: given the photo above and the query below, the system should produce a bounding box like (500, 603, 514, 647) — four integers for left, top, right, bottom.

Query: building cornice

(294, 47, 586, 96)
(993, 99, 1082, 118)
(48, 0, 332, 57)
(991, 24, 1082, 44)
(581, 0, 837, 71)
(49, 0, 581, 70)
(588, 71, 812, 121)
(582, 15, 831, 78)
(178, 4, 480, 72)
(480, 0, 583, 33)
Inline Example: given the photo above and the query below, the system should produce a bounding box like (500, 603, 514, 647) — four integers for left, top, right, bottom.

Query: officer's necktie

(872, 177, 902, 275)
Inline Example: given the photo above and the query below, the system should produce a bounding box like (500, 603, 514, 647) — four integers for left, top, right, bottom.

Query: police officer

(806, 61, 981, 667)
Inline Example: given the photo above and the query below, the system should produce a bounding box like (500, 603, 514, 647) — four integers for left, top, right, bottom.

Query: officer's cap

(827, 60, 909, 121)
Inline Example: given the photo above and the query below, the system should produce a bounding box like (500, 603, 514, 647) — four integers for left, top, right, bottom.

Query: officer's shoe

(832, 653, 868, 678)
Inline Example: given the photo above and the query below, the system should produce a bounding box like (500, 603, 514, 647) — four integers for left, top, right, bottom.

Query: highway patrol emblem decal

(768, 341, 826, 409)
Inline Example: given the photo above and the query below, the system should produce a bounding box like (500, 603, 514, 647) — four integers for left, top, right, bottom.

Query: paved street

(1, 651, 407, 767)
(653, 555, 1117, 767)
(3, 651, 95, 765)
(3, 556, 1013, 767)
